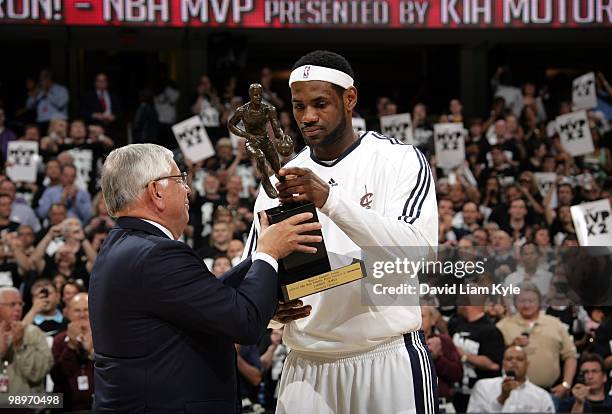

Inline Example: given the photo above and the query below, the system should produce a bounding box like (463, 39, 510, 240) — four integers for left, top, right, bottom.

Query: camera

(40, 287, 49, 298)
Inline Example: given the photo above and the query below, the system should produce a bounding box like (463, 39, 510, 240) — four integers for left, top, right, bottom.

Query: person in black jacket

(132, 88, 159, 144)
(89, 143, 321, 413)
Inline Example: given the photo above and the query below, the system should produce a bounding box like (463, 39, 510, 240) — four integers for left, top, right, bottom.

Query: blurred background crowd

(0, 58, 611, 413)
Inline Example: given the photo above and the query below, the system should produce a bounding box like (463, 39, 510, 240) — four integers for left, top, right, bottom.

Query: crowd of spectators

(0, 63, 611, 413)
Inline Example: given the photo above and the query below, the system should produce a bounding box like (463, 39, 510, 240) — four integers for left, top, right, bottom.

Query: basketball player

(243, 50, 439, 414)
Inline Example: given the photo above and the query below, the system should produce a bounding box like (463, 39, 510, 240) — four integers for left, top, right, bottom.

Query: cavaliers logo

(360, 186, 373, 209)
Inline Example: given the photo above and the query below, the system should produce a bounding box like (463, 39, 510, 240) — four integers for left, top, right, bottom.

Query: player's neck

(312, 130, 358, 161)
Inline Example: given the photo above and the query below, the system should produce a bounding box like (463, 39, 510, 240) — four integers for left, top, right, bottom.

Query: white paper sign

(380, 113, 414, 144)
(352, 117, 366, 135)
(69, 148, 93, 190)
(6, 141, 38, 183)
(200, 107, 220, 127)
(172, 116, 215, 163)
(534, 172, 558, 209)
(571, 199, 612, 246)
(556, 110, 594, 157)
(434, 123, 466, 169)
(572, 72, 597, 110)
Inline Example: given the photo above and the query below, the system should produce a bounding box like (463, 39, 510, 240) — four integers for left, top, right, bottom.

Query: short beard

(308, 110, 348, 153)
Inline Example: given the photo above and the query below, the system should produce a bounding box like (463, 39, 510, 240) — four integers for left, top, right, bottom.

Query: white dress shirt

(467, 377, 555, 413)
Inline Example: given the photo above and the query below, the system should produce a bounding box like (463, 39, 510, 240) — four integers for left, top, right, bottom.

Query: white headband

(289, 65, 354, 89)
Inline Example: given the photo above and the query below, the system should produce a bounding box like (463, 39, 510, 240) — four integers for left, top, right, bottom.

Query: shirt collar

(140, 219, 174, 240)
(33, 309, 64, 325)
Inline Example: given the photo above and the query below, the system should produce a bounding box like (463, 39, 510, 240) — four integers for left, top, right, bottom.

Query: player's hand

(256, 212, 322, 260)
(272, 300, 312, 324)
(276, 167, 330, 208)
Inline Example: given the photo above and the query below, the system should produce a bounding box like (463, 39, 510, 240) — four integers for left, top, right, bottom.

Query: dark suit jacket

(89, 217, 278, 413)
(82, 89, 121, 124)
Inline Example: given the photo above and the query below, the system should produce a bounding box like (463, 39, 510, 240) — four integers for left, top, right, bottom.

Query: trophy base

(264, 202, 365, 301)
(281, 261, 366, 302)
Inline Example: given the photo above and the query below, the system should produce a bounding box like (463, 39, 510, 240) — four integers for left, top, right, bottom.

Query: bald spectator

(467, 345, 554, 413)
(37, 164, 92, 224)
(497, 282, 577, 398)
(0, 286, 53, 393)
(51, 293, 94, 412)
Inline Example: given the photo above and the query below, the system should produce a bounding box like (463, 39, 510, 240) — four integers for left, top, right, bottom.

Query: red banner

(0, 0, 610, 28)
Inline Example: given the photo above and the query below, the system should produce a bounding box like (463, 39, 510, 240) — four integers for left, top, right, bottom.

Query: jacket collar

(115, 216, 171, 239)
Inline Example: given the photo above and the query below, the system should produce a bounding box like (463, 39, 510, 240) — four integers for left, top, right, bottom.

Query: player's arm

(276, 147, 437, 247)
(267, 105, 285, 141)
(228, 107, 249, 139)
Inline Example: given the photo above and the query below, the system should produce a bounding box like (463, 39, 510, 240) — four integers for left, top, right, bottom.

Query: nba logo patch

(303, 66, 311, 79)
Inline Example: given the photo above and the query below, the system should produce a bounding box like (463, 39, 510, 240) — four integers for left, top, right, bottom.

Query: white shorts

(275, 330, 438, 414)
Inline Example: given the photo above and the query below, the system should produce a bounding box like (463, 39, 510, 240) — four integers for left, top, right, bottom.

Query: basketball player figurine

(228, 83, 294, 198)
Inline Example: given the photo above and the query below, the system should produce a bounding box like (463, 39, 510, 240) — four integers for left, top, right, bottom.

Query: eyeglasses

(0, 301, 24, 308)
(146, 172, 188, 188)
(580, 368, 603, 375)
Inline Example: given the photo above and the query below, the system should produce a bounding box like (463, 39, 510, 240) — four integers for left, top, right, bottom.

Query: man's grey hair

(0, 286, 20, 301)
(515, 281, 542, 305)
(101, 144, 174, 216)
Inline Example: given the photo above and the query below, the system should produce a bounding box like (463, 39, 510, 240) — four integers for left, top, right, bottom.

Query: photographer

(558, 353, 612, 413)
(22, 279, 67, 337)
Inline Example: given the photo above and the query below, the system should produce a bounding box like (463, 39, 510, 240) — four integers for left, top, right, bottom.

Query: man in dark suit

(89, 143, 320, 413)
(81, 73, 121, 139)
